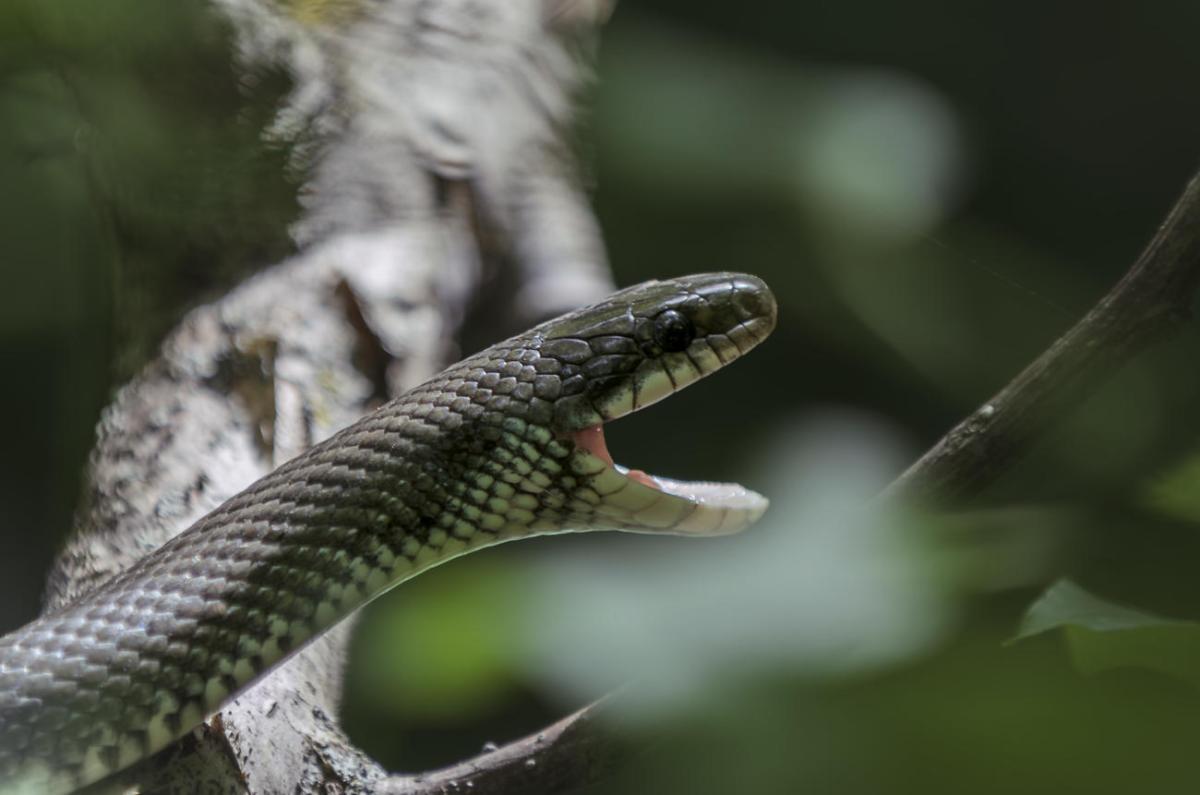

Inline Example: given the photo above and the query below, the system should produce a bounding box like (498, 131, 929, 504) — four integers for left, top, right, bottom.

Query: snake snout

(731, 273, 778, 337)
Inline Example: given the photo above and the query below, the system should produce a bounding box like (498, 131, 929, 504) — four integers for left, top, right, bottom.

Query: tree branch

(60, 1, 618, 793)
(384, 696, 624, 795)
(884, 170, 1200, 503)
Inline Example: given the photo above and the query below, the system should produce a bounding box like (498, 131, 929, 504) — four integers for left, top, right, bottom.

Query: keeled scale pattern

(0, 272, 776, 793)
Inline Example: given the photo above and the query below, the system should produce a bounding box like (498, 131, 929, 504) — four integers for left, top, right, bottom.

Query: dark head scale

(533, 272, 777, 430)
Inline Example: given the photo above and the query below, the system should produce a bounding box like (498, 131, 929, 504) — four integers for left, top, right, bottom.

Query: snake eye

(652, 309, 694, 353)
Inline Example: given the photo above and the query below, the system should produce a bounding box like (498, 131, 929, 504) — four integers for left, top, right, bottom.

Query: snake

(0, 272, 776, 794)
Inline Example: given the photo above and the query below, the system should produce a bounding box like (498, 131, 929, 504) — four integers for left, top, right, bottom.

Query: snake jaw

(564, 442, 769, 536)
(554, 273, 776, 537)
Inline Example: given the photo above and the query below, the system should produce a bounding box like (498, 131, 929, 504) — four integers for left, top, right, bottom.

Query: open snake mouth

(556, 275, 777, 537)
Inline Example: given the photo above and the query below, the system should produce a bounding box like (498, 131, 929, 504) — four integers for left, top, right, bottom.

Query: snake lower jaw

(566, 444, 769, 537)
(636, 473, 769, 536)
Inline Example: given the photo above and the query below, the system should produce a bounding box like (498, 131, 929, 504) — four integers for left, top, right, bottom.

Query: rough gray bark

(52, 1, 617, 792)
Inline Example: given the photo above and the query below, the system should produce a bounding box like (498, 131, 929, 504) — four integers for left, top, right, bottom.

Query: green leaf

(1016, 579, 1200, 689)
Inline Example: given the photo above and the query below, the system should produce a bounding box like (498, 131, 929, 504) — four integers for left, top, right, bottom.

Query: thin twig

(884, 170, 1200, 503)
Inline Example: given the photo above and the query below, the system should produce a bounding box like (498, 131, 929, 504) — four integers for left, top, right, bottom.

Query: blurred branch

(384, 696, 624, 795)
(885, 170, 1200, 503)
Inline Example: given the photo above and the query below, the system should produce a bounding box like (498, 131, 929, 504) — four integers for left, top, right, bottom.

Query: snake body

(0, 272, 775, 794)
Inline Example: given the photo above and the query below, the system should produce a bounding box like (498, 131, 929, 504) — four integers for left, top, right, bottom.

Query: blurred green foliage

(0, 0, 295, 624)
(7, 2, 1200, 793)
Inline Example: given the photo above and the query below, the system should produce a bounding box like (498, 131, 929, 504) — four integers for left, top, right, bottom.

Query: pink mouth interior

(572, 426, 659, 489)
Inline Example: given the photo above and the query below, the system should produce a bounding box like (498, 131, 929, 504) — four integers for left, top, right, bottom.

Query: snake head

(529, 272, 777, 537)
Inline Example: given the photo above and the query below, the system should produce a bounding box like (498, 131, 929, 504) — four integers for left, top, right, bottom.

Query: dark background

(5, 2, 1200, 792)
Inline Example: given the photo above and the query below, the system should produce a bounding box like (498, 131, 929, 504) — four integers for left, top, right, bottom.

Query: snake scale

(0, 272, 776, 794)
